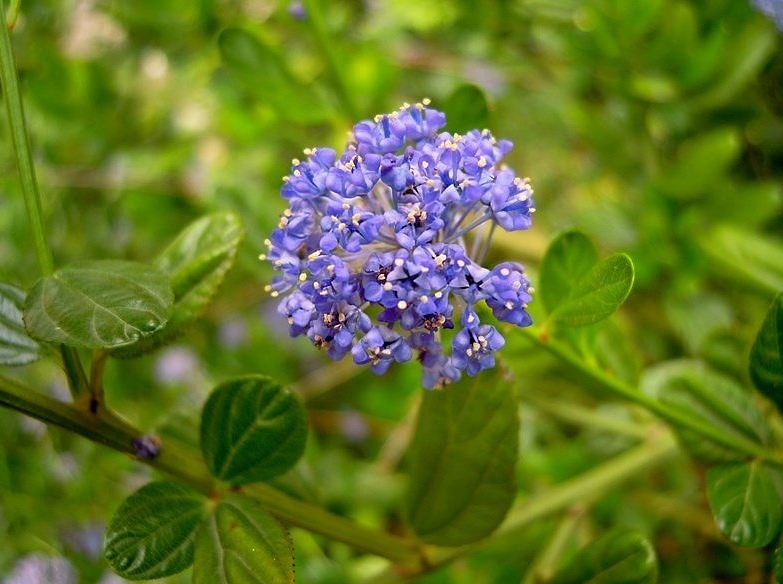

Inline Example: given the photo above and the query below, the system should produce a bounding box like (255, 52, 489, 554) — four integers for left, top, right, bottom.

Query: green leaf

(193, 493, 294, 584)
(404, 370, 519, 546)
(775, 534, 783, 584)
(104, 481, 207, 580)
(442, 84, 490, 133)
(643, 361, 770, 462)
(749, 292, 783, 412)
(200, 376, 308, 485)
(699, 225, 783, 294)
(548, 528, 658, 584)
(539, 230, 599, 315)
(550, 253, 635, 327)
(111, 212, 244, 358)
(0, 283, 45, 365)
(23, 260, 173, 349)
(706, 462, 783, 548)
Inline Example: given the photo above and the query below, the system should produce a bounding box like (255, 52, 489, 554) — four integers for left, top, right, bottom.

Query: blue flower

(262, 101, 536, 388)
(752, 0, 783, 30)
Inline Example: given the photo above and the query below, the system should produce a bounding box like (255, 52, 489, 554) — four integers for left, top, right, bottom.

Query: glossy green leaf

(539, 230, 598, 315)
(549, 528, 658, 584)
(405, 370, 518, 546)
(749, 292, 783, 411)
(112, 212, 244, 358)
(193, 493, 294, 584)
(200, 376, 308, 485)
(706, 462, 783, 548)
(0, 283, 44, 365)
(104, 481, 207, 580)
(442, 84, 490, 133)
(23, 260, 172, 349)
(550, 253, 635, 327)
(643, 361, 770, 462)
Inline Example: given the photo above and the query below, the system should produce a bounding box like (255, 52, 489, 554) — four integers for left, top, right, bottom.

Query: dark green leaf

(707, 462, 783, 548)
(104, 481, 207, 580)
(112, 212, 244, 358)
(775, 534, 783, 584)
(200, 376, 308, 485)
(192, 493, 294, 584)
(405, 370, 518, 546)
(539, 230, 598, 315)
(550, 253, 635, 327)
(442, 84, 490, 133)
(749, 292, 783, 412)
(549, 528, 658, 584)
(0, 283, 45, 365)
(643, 361, 770, 462)
(23, 260, 173, 349)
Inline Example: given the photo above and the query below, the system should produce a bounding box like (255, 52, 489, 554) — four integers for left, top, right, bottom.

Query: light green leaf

(193, 493, 294, 584)
(112, 212, 244, 358)
(643, 361, 770, 462)
(707, 462, 783, 548)
(23, 260, 172, 349)
(548, 528, 658, 584)
(0, 283, 45, 365)
(699, 225, 783, 294)
(749, 292, 783, 412)
(200, 376, 308, 485)
(539, 230, 598, 315)
(405, 370, 518, 546)
(104, 481, 207, 580)
(550, 253, 635, 327)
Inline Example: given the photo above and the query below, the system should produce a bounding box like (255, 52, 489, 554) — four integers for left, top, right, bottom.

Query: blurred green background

(1, 0, 782, 582)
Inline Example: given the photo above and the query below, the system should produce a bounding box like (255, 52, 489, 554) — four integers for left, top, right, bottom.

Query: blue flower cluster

(262, 101, 535, 388)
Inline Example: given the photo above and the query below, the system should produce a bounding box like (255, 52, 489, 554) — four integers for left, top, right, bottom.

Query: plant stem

(0, 372, 425, 566)
(366, 431, 678, 584)
(520, 328, 783, 465)
(520, 506, 584, 584)
(0, 0, 53, 277)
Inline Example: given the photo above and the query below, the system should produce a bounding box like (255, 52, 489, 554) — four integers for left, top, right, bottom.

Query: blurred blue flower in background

(263, 102, 535, 388)
(753, 0, 783, 29)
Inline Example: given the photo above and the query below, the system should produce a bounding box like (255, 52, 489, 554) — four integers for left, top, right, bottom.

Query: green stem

(366, 432, 678, 584)
(521, 506, 584, 584)
(520, 328, 783, 465)
(0, 0, 53, 277)
(301, 0, 359, 120)
(0, 372, 424, 566)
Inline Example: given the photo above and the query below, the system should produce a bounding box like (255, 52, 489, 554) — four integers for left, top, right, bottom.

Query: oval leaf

(707, 462, 783, 548)
(550, 253, 634, 327)
(643, 361, 770, 462)
(0, 283, 45, 365)
(23, 260, 172, 349)
(539, 230, 598, 315)
(112, 212, 244, 358)
(442, 84, 490, 133)
(404, 370, 519, 546)
(750, 292, 783, 412)
(193, 493, 294, 584)
(200, 376, 308, 485)
(104, 481, 207, 580)
(548, 528, 658, 584)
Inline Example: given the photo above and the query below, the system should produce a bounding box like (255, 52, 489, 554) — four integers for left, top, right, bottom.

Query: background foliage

(1, 0, 782, 582)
